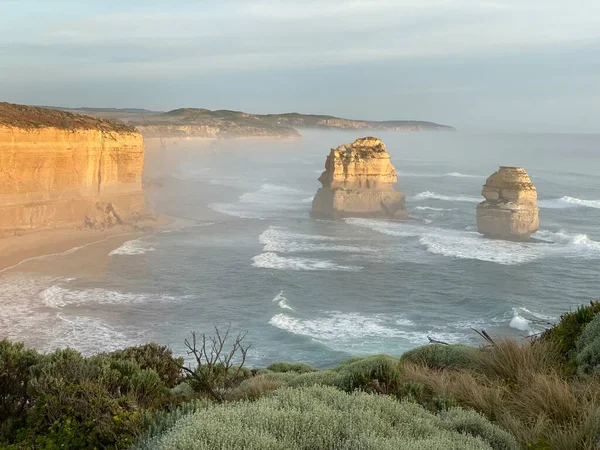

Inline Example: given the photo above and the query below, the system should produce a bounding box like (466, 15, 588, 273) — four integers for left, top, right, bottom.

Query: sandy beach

(0, 216, 172, 272)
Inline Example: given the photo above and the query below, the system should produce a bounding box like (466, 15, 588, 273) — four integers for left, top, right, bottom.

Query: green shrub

(109, 343, 184, 388)
(541, 301, 600, 366)
(265, 361, 316, 374)
(334, 355, 402, 394)
(439, 408, 519, 450)
(134, 386, 515, 450)
(285, 370, 340, 388)
(0, 341, 43, 440)
(575, 313, 600, 374)
(401, 344, 481, 370)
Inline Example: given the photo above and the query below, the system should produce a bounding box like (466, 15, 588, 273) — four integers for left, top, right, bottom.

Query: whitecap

(252, 252, 362, 272)
(413, 206, 457, 212)
(259, 226, 369, 253)
(344, 218, 423, 238)
(109, 239, 155, 256)
(272, 290, 296, 311)
(269, 311, 464, 353)
(445, 172, 484, 178)
(539, 196, 600, 210)
(414, 191, 481, 203)
(40, 285, 182, 308)
(509, 315, 530, 331)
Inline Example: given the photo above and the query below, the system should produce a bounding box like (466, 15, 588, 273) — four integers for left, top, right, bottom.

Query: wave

(252, 252, 362, 272)
(209, 183, 311, 219)
(109, 239, 156, 256)
(268, 311, 472, 353)
(40, 285, 183, 308)
(539, 196, 600, 210)
(272, 290, 295, 311)
(445, 172, 484, 178)
(413, 206, 457, 212)
(259, 226, 369, 253)
(414, 191, 481, 203)
(346, 218, 600, 265)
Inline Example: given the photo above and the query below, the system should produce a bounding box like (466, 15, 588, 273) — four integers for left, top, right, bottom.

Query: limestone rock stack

(0, 102, 145, 231)
(476, 166, 539, 240)
(311, 137, 407, 219)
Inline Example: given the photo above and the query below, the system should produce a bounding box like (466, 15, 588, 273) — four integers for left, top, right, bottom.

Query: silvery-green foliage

(575, 313, 600, 374)
(134, 386, 516, 450)
(401, 344, 481, 370)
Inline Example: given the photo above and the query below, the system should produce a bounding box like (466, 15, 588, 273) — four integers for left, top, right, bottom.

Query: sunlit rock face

(0, 103, 145, 231)
(476, 166, 539, 240)
(311, 137, 407, 219)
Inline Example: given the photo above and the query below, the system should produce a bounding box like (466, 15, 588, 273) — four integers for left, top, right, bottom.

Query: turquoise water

(2, 130, 600, 368)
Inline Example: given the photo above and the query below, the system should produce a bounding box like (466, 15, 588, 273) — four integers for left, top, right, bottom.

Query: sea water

(1, 130, 599, 368)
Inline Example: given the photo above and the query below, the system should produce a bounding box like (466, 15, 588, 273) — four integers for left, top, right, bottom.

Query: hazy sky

(1, 0, 599, 132)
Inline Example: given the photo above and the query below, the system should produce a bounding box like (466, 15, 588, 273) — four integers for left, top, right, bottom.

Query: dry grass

(399, 340, 600, 450)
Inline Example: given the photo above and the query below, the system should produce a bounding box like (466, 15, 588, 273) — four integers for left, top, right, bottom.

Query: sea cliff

(0, 103, 145, 231)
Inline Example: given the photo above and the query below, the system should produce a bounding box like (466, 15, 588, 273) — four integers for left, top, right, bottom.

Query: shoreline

(0, 216, 173, 273)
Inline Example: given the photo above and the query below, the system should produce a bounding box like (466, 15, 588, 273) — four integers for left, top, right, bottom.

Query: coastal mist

(2, 130, 599, 368)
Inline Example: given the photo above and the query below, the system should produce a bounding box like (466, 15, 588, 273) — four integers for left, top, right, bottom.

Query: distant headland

(45, 106, 456, 139)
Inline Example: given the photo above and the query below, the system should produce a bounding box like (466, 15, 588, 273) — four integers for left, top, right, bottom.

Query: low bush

(401, 344, 481, 370)
(334, 355, 402, 394)
(109, 343, 184, 388)
(541, 301, 600, 368)
(575, 313, 600, 374)
(135, 385, 517, 450)
(265, 361, 315, 374)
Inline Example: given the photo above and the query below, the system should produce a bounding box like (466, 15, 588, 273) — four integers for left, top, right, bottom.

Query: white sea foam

(509, 315, 530, 331)
(0, 275, 147, 355)
(40, 285, 182, 308)
(209, 183, 311, 219)
(259, 226, 369, 253)
(272, 290, 296, 311)
(445, 172, 484, 178)
(539, 196, 600, 210)
(414, 191, 481, 203)
(109, 239, 155, 256)
(347, 218, 600, 265)
(252, 252, 362, 271)
(413, 206, 457, 212)
(269, 311, 467, 352)
(344, 218, 423, 238)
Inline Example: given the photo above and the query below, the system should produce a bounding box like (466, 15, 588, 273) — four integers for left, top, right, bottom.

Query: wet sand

(0, 217, 172, 272)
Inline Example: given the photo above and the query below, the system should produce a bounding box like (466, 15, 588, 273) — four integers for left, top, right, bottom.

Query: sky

(1, 0, 599, 132)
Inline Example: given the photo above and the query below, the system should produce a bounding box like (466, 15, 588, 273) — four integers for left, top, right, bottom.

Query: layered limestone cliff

(0, 103, 145, 231)
(476, 166, 539, 240)
(311, 137, 407, 219)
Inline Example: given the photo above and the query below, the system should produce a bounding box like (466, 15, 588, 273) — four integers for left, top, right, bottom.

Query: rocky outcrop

(476, 166, 539, 240)
(311, 137, 407, 219)
(0, 103, 145, 231)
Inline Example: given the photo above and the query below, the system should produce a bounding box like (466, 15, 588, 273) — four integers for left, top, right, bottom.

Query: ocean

(2, 130, 599, 368)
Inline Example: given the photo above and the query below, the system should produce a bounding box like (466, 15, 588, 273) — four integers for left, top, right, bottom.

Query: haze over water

(2, 130, 599, 367)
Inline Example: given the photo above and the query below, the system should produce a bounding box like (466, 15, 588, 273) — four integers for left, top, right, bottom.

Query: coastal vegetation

(1, 302, 600, 449)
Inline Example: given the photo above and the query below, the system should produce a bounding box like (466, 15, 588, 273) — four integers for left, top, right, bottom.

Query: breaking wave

(40, 285, 183, 308)
(539, 196, 600, 210)
(109, 239, 155, 256)
(252, 252, 362, 272)
(445, 172, 484, 178)
(272, 290, 295, 311)
(414, 191, 481, 203)
(259, 226, 369, 253)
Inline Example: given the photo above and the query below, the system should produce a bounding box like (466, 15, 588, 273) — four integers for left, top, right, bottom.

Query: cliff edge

(311, 137, 407, 219)
(0, 103, 146, 232)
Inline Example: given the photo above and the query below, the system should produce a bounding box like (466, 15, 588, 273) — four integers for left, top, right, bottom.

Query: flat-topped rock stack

(311, 137, 407, 219)
(476, 166, 539, 240)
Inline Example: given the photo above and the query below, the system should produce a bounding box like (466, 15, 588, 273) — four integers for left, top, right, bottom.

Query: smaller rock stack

(476, 166, 539, 240)
(311, 137, 407, 220)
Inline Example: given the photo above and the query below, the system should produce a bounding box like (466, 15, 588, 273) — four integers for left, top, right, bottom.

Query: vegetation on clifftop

(2, 302, 600, 449)
(0, 102, 137, 133)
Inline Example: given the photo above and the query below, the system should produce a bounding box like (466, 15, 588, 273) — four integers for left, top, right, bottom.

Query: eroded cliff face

(476, 166, 539, 240)
(0, 125, 145, 231)
(311, 137, 407, 219)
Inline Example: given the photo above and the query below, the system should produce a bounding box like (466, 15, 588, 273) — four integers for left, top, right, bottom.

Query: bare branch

(427, 336, 449, 345)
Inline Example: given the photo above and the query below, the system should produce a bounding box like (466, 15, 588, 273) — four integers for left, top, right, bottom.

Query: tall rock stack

(476, 166, 539, 240)
(311, 137, 407, 219)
